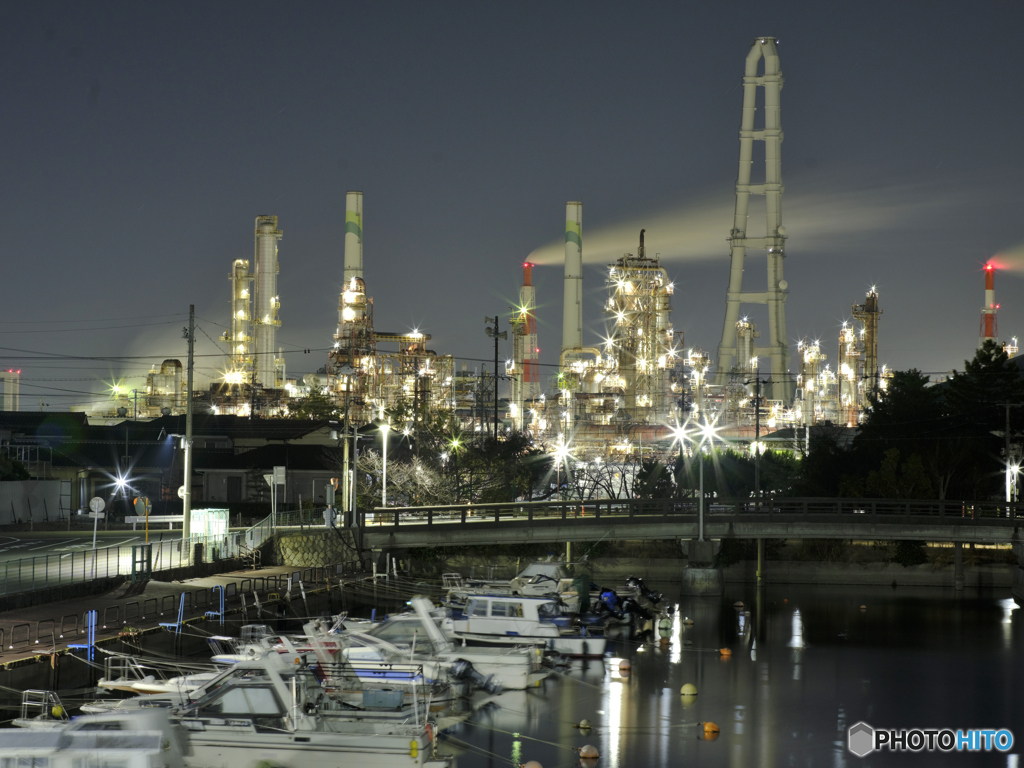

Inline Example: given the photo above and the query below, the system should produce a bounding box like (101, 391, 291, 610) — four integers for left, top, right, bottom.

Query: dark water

(444, 585, 1023, 767)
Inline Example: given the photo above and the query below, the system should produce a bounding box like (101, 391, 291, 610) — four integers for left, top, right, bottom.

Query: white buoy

(580, 745, 600, 758)
(523, 761, 543, 768)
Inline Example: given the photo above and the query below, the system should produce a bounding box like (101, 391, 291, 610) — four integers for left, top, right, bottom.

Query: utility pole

(182, 305, 194, 541)
(484, 316, 507, 441)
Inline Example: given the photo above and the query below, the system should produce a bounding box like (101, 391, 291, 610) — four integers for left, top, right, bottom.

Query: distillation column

(852, 288, 882, 400)
(716, 37, 791, 402)
(562, 202, 584, 362)
(253, 216, 283, 388)
(223, 259, 253, 372)
(343, 191, 363, 285)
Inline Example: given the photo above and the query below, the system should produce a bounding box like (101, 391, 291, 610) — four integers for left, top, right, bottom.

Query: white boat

(11, 690, 70, 730)
(449, 595, 607, 657)
(342, 597, 550, 690)
(0, 708, 188, 768)
(63, 645, 457, 768)
(98, 655, 222, 695)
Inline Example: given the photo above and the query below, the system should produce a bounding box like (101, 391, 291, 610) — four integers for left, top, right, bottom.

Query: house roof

(194, 444, 340, 472)
(145, 414, 331, 441)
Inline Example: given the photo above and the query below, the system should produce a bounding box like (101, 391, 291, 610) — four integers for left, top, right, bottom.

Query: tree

(0, 454, 29, 481)
(290, 388, 339, 420)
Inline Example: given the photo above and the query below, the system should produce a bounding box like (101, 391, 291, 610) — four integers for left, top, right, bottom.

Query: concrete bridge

(355, 497, 1024, 601)
(357, 497, 1023, 549)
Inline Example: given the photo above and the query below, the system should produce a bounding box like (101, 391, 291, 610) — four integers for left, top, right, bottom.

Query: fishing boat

(343, 597, 550, 689)
(449, 594, 606, 657)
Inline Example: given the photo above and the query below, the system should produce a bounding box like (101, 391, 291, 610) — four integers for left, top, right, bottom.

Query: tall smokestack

(344, 191, 363, 285)
(981, 263, 998, 346)
(253, 215, 282, 388)
(562, 201, 583, 358)
(716, 37, 791, 402)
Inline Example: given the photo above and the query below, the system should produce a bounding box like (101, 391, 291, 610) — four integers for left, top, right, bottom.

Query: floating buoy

(575, 719, 593, 730)
(659, 637, 670, 646)
(860, 605, 867, 611)
(783, 598, 788, 603)
(579, 745, 600, 758)
(680, 683, 698, 696)
(51, 705, 64, 718)
(733, 601, 744, 608)
(523, 761, 543, 768)
(618, 659, 631, 671)
(683, 617, 694, 625)
(658, 618, 672, 637)
(719, 648, 732, 657)
(703, 721, 720, 741)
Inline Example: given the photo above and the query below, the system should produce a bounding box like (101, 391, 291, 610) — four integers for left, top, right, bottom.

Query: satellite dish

(89, 497, 106, 513)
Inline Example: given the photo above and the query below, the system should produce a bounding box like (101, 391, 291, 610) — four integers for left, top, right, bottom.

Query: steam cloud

(526, 182, 963, 266)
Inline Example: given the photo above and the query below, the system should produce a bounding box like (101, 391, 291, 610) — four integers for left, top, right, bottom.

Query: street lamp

(673, 418, 720, 542)
(449, 436, 462, 501)
(380, 420, 391, 508)
(552, 437, 571, 501)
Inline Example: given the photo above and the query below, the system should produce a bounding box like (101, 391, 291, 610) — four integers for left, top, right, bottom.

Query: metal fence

(0, 505, 337, 598)
(360, 496, 1024, 527)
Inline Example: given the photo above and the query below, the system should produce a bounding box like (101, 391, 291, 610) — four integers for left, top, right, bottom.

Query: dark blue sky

(3, 2, 1023, 409)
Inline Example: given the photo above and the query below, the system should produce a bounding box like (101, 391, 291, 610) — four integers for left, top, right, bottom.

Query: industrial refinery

(64, 36, 1017, 470)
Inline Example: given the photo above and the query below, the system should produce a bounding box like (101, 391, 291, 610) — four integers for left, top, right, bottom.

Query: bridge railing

(362, 497, 1024, 528)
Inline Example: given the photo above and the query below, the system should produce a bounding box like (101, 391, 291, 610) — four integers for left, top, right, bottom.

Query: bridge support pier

(756, 538, 765, 588)
(954, 542, 964, 592)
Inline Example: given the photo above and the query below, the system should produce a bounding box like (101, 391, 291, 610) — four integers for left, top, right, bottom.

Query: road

(0, 530, 189, 567)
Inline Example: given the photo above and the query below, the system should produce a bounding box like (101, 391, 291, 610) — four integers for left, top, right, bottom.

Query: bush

(891, 540, 927, 567)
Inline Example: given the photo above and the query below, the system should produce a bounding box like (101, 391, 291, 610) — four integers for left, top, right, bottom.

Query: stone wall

(273, 528, 362, 568)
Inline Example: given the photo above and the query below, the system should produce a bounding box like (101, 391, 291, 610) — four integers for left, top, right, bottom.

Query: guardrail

(359, 496, 1024, 528)
(1, 506, 344, 599)
(0, 533, 241, 597)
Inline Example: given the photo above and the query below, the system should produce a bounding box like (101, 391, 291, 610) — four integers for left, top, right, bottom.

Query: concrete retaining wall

(273, 529, 361, 568)
(723, 561, 1015, 588)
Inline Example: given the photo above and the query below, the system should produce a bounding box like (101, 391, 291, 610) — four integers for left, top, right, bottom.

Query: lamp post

(449, 436, 462, 502)
(552, 438, 570, 502)
(675, 419, 719, 542)
(380, 421, 391, 509)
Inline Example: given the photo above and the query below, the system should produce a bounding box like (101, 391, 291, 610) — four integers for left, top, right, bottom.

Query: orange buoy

(703, 721, 721, 741)
(719, 648, 732, 656)
(860, 605, 867, 611)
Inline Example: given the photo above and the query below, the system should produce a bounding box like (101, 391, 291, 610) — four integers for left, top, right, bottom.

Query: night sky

(3, 3, 1024, 410)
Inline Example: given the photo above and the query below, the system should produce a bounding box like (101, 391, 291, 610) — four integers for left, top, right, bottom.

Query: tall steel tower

(716, 37, 792, 402)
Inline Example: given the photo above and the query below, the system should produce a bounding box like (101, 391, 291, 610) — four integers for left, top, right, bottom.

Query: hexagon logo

(848, 722, 875, 757)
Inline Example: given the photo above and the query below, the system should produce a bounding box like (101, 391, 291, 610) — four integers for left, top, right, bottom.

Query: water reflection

(451, 586, 1022, 767)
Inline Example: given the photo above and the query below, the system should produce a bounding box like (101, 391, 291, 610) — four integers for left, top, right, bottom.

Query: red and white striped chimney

(980, 263, 998, 346)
